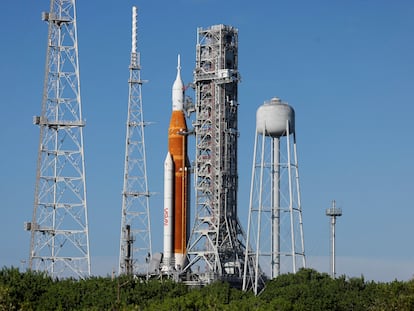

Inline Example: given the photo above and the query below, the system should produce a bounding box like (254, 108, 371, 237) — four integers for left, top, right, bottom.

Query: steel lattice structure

(27, 0, 90, 278)
(183, 25, 255, 286)
(119, 6, 152, 276)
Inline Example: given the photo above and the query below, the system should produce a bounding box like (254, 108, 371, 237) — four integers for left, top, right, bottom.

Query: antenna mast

(26, 0, 90, 278)
(326, 200, 342, 278)
(119, 6, 152, 275)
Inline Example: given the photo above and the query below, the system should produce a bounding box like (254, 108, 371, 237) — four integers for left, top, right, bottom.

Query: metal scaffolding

(183, 25, 254, 286)
(118, 6, 152, 276)
(27, 0, 90, 278)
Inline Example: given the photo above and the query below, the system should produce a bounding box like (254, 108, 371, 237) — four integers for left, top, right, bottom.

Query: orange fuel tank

(168, 110, 189, 268)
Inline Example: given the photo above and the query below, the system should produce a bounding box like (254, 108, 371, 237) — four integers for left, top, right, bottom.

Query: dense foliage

(1, 266, 414, 310)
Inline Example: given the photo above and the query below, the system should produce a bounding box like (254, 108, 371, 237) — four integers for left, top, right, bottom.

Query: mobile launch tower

(26, 0, 90, 278)
(243, 98, 306, 294)
(183, 25, 254, 285)
(118, 6, 152, 275)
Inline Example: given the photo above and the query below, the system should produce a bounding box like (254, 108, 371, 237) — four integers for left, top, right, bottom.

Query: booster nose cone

(172, 54, 185, 111)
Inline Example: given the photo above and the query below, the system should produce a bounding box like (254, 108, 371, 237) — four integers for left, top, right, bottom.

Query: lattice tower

(27, 0, 90, 278)
(118, 6, 152, 275)
(184, 25, 255, 286)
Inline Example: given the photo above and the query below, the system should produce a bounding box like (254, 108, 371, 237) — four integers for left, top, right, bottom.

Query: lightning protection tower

(27, 0, 90, 278)
(184, 25, 254, 286)
(243, 98, 306, 294)
(119, 6, 152, 276)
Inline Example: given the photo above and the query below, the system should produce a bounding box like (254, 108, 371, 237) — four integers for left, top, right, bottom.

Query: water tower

(243, 97, 306, 294)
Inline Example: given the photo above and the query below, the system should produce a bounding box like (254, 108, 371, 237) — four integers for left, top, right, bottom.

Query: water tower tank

(256, 97, 295, 137)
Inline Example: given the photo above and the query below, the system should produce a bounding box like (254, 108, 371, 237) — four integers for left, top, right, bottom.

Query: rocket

(163, 55, 190, 271)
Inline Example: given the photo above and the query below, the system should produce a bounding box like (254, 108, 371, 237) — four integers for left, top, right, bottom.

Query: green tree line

(1, 267, 414, 310)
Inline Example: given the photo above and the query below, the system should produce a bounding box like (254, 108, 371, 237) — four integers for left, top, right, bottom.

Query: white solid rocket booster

(163, 152, 174, 269)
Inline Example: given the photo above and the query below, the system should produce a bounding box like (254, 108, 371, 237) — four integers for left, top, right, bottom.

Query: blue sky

(1, 0, 413, 281)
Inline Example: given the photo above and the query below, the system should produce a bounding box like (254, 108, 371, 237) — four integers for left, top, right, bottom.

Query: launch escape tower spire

(183, 25, 254, 286)
(119, 6, 152, 275)
(243, 98, 306, 294)
(27, 0, 90, 278)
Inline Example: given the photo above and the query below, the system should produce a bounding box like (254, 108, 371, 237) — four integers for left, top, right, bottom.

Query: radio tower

(183, 25, 254, 286)
(119, 6, 152, 275)
(26, 0, 90, 278)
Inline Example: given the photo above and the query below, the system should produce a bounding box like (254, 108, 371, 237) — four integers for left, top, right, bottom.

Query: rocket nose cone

(164, 152, 173, 167)
(172, 54, 184, 111)
(173, 75, 184, 91)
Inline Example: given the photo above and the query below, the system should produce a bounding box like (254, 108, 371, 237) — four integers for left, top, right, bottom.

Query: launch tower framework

(183, 25, 255, 286)
(118, 6, 152, 275)
(27, 0, 90, 278)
